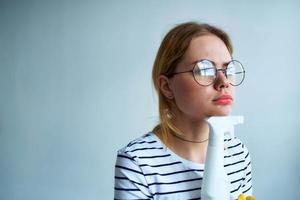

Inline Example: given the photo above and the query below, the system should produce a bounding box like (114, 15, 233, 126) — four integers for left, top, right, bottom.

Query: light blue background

(1, 0, 300, 199)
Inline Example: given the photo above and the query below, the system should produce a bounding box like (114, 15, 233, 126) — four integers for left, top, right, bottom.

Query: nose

(213, 69, 230, 91)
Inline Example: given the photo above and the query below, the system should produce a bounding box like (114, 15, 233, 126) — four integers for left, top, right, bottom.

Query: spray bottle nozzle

(207, 116, 244, 139)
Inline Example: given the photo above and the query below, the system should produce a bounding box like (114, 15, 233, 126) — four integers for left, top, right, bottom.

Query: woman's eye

(226, 66, 235, 76)
(199, 67, 215, 76)
(195, 60, 215, 76)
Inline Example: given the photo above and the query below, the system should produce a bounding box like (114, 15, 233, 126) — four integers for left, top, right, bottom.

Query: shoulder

(116, 132, 167, 163)
(114, 134, 156, 198)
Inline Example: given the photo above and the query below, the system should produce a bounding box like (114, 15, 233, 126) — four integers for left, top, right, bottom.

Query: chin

(216, 113, 230, 116)
(211, 109, 232, 116)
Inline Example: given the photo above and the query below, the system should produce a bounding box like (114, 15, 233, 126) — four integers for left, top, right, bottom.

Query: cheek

(172, 81, 209, 113)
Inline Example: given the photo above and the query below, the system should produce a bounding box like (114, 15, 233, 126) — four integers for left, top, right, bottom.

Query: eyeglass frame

(165, 59, 246, 86)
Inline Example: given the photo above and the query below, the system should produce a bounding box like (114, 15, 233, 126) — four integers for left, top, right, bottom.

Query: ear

(158, 75, 174, 99)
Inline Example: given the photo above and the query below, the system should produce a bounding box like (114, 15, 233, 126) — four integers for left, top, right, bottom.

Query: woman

(114, 22, 252, 199)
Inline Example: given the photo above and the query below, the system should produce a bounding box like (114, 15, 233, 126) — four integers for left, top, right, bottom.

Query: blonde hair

(152, 22, 233, 145)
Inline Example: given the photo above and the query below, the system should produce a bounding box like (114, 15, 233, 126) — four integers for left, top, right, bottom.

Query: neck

(170, 131, 209, 143)
(163, 112, 210, 164)
(171, 112, 210, 144)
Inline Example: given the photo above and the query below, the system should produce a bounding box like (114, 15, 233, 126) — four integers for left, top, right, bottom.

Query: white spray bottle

(201, 116, 244, 200)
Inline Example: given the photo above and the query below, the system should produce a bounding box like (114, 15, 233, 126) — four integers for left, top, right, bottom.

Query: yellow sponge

(238, 194, 256, 200)
(246, 196, 256, 200)
(238, 194, 246, 200)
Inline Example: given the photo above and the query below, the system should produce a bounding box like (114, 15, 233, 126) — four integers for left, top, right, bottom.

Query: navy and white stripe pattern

(114, 132, 252, 200)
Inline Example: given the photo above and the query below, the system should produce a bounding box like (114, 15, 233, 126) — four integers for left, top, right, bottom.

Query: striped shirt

(114, 132, 252, 200)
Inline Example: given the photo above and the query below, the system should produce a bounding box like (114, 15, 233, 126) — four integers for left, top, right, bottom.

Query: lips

(213, 95, 233, 105)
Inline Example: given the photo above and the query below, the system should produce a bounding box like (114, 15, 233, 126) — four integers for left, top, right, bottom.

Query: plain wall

(1, 0, 300, 199)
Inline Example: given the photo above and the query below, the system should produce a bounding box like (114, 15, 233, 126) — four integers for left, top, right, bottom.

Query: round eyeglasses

(166, 59, 245, 86)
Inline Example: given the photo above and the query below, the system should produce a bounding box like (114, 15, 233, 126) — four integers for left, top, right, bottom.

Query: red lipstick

(213, 95, 233, 105)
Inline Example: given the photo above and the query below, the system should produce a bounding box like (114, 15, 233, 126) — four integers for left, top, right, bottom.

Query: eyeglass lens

(193, 60, 245, 86)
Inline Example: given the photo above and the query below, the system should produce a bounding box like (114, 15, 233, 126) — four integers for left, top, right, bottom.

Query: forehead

(182, 34, 232, 67)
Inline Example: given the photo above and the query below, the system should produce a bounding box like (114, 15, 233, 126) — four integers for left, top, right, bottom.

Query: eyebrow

(192, 59, 232, 68)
